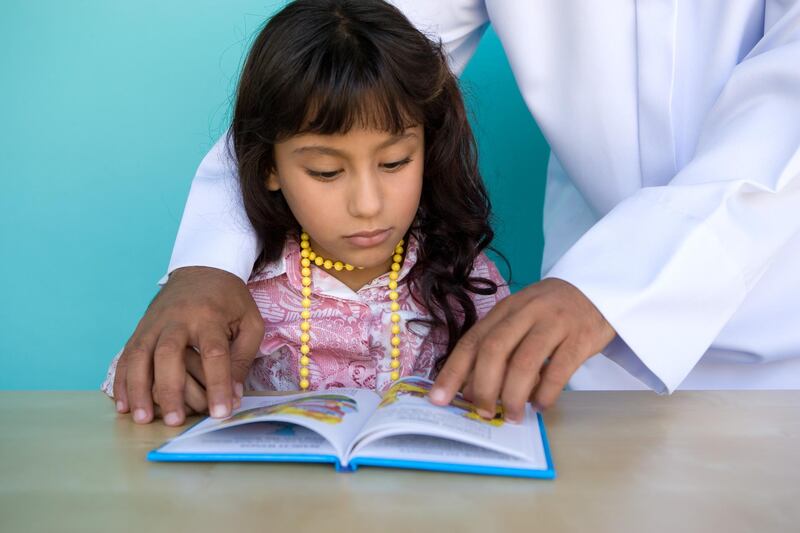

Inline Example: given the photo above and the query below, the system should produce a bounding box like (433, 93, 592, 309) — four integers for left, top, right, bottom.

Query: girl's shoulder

(468, 251, 511, 316)
(470, 251, 508, 286)
(247, 238, 300, 285)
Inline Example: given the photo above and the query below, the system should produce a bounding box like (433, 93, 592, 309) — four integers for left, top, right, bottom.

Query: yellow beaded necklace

(297, 231, 405, 390)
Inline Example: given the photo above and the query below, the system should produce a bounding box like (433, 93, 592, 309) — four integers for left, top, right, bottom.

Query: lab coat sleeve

(164, 1, 489, 283)
(389, 0, 489, 75)
(163, 132, 259, 283)
(545, 3, 800, 393)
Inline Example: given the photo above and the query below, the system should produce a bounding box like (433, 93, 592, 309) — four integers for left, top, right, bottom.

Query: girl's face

(268, 125, 424, 284)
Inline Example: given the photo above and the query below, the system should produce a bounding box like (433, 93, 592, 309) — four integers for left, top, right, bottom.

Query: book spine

(334, 460, 357, 473)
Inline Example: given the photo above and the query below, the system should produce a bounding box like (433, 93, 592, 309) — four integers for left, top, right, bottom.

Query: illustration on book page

(378, 377, 505, 426)
(219, 394, 359, 425)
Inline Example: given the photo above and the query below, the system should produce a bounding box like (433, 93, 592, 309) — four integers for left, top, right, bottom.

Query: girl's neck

(330, 258, 393, 292)
(303, 237, 395, 292)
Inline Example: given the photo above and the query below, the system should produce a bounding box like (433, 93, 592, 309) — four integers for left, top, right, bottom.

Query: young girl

(103, 0, 509, 417)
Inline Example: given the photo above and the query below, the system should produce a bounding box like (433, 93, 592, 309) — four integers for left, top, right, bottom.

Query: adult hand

(428, 278, 616, 422)
(113, 266, 264, 426)
(151, 348, 211, 420)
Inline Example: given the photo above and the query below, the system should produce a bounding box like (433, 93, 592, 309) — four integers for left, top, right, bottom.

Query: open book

(148, 376, 555, 479)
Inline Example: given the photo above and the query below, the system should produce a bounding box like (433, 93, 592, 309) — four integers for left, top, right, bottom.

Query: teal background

(0, 1, 549, 390)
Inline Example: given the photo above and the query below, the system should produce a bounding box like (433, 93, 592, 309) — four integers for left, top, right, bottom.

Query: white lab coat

(168, 0, 800, 392)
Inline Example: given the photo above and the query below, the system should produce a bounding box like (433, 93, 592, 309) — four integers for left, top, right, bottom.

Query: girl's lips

(344, 228, 392, 248)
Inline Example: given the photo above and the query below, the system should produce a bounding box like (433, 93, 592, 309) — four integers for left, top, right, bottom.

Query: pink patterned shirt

(244, 235, 509, 392)
(102, 235, 509, 396)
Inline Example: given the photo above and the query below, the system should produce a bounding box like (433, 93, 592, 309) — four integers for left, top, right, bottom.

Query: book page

(351, 434, 546, 471)
(346, 377, 547, 467)
(161, 389, 380, 459)
(156, 420, 338, 457)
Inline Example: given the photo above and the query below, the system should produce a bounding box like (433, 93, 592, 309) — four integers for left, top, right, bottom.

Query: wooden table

(1, 391, 798, 533)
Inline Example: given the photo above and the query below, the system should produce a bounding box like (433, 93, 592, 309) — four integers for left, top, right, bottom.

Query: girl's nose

(347, 170, 383, 219)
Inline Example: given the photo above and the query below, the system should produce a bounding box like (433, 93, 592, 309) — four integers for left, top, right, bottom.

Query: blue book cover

(148, 376, 555, 479)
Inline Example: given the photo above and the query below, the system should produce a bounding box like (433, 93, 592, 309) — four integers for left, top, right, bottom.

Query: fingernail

(532, 402, 545, 412)
(211, 403, 230, 418)
(234, 381, 244, 399)
(233, 397, 241, 410)
(133, 408, 148, 423)
(477, 408, 493, 419)
(505, 414, 522, 425)
(164, 412, 181, 426)
(428, 388, 446, 404)
(116, 401, 125, 413)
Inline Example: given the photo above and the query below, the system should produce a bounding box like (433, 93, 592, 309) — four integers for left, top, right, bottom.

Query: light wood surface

(1, 391, 798, 533)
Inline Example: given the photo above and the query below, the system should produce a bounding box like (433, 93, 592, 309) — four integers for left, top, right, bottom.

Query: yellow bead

(300, 321, 310, 331)
(300, 344, 310, 354)
(323, 259, 333, 269)
(301, 277, 311, 287)
(388, 280, 398, 290)
(301, 267, 311, 277)
(301, 258, 310, 267)
(395, 246, 404, 254)
(301, 249, 310, 258)
(309, 251, 317, 260)
(300, 240, 310, 249)
(300, 379, 310, 390)
(393, 254, 402, 263)
(300, 356, 310, 366)
(389, 291, 399, 301)
(300, 333, 310, 343)
(314, 256, 323, 266)
(390, 372, 399, 381)
(302, 298, 311, 308)
(300, 367, 309, 377)
(301, 232, 309, 240)
(398, 239, 404, 246)
(301, 310, 311, 319)
(392, 325, 400, 335)
(302, 287, 311, 297)
(391, 313, 400, 323)
(345, 264, 355, 271)
(391, 336, 401, 346)
(391, 348, 400, 357)
(390, 302, 400, 311)
(389, 271, 398, 280)
(334, 261, 343, 271)
(391, 263, 401, 272)
(390, 359, 400, 369)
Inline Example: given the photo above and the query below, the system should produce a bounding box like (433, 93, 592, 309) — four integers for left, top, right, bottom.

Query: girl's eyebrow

(292, 132, 418, 157)
(292, 145, 344, 157)
(376, 131, 418, 149)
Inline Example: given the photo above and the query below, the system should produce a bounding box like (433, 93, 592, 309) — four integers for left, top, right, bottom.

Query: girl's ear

(266, 170, 281, 191)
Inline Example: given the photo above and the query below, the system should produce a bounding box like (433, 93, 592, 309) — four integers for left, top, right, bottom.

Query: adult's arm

(116, 133, 264, 426)
(429, 2, 800, 417)
(389, 0, 489, 77)
(546, 2, 800, 394)
(166, 134, 261, 282)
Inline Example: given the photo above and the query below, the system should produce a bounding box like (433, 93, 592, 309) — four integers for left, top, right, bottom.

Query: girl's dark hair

(231, 0, 502, 367)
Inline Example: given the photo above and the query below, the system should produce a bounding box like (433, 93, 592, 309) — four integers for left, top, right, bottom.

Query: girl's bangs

(296, 74, 424, 137)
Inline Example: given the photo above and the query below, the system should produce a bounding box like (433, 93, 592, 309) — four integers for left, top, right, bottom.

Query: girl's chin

(343, 249, 396, 270)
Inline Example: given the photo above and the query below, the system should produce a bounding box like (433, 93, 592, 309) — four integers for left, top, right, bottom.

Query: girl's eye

(306, 168, 342, 180)
(305, 157, 411, 179)
(382, 157, 412, 171)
